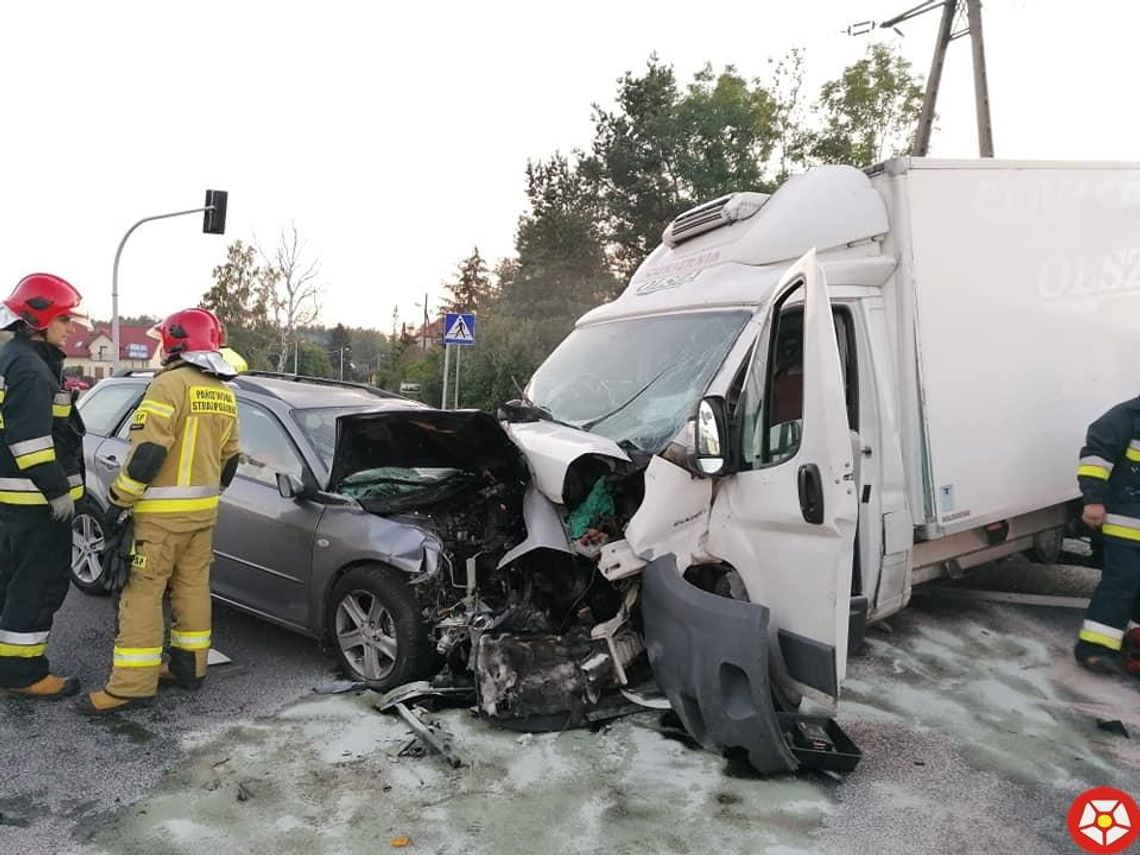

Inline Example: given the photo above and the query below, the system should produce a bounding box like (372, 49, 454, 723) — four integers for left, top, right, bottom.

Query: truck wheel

(327, 564, 436, 690)
(70, 498, 109, 596)
(1028, 527, 1063, 565)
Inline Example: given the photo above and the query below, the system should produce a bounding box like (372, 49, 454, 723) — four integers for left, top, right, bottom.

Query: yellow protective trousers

(105, 518, 215, 698)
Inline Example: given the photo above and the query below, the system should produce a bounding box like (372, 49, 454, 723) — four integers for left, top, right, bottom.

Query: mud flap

(641, 555, 798, 775)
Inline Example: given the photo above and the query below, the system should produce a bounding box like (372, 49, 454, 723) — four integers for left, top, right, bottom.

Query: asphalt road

(2, 557, 1139, 855)
(0, 585, 337, 855)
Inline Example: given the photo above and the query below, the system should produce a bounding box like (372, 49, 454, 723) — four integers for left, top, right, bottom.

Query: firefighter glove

(49, 494, 75, 522)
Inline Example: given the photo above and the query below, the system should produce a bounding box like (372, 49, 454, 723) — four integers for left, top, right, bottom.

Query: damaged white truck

(328, 158, 1139, 774)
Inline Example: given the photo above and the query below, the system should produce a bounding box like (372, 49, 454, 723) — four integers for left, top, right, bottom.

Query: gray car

(73, 371, 448, 685)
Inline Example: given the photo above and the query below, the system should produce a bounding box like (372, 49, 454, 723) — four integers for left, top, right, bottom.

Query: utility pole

(850, 0, 994, 158)
(422, 292, 428, 351)
(912, 0, 956, 156)
(966, 0, 994, 157)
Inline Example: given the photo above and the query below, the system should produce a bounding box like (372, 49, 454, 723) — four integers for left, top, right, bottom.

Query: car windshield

(527, 310, 751, 451)
(293, 406, 382, 468)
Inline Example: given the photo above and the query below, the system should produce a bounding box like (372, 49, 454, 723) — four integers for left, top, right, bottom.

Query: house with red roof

(63, 323, 163, 380)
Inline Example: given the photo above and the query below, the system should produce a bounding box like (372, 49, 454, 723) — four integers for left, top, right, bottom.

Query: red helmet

(149, 308, 224, 360)
(4, 273, 91, 330)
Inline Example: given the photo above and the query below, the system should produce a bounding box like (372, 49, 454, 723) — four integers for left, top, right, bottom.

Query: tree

(201, 240, 278, 370)
(442, 248, 496, 316)
(119, 314, 161, 328)
(261, 224, 322, 372)
(800, 43, 925, 167)
(347, 326, 389, 384)
(454, 314, 547, 411)
(581, 57, 781, 277)
(768, 48, 812, 182)
(294, 341, 333, 378)
(327, 323, 352, 380)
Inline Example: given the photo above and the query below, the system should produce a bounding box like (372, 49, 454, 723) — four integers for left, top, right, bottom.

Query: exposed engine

(387, 461, 647, 731)
(333, 408, 648, 732)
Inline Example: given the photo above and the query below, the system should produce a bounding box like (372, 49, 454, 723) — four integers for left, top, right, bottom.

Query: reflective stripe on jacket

(0, 335, 85, 506)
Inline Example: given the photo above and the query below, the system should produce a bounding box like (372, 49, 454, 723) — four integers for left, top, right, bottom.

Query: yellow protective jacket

(109, 360, 240, 532)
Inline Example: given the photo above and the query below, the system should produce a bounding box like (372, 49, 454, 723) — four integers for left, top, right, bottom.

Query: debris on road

(313, 679, 366, 695)
(1096, 719, 1130, 739)
(376, 684, 463, 768)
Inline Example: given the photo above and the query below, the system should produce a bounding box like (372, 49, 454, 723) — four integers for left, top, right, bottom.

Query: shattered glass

(527, 310, 750, 452)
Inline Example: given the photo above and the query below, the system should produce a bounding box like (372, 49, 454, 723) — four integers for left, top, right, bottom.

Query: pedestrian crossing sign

(443, 312, 476, 346)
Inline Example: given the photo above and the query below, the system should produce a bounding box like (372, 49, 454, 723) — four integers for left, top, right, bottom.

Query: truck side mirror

(695, 397, 728, 476)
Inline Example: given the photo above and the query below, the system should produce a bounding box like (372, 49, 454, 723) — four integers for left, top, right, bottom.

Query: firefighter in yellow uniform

(80, 308, 240, 714)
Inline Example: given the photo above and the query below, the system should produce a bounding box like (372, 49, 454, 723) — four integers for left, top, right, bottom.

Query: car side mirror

(277, 471, 318, 501)
(695, 397, 729, 476)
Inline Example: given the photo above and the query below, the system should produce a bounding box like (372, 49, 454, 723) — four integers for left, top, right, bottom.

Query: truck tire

(327, 564, 436, 690)
(1028, 527, 1063, 565)
(70, 498, 110, 596)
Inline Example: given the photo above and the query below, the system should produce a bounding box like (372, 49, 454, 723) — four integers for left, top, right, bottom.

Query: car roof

(103, 370, 425, 412)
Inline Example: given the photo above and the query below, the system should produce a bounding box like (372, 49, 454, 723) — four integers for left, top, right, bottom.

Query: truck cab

(497, 167, 906, 770)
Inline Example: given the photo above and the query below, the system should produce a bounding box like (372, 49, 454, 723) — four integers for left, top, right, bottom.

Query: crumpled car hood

(504, 421, 630, 505)
(329, 410, 529, 490)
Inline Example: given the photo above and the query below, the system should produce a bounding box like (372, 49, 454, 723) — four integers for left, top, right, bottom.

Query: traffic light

(203, 189, 228, 235)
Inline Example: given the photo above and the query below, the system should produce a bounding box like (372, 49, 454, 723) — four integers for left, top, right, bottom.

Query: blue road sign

(443, 312, 476, 346)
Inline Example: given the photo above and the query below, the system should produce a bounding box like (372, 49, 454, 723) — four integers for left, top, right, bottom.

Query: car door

(209, 399, 323, 630)
(706, 250, 858, 699)
(97, 393, 323, 631)
(75, 381, 147, 504)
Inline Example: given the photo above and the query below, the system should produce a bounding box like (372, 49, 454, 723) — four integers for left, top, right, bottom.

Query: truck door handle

(798, 463, 824, 524)
(96, 454, 119, 469)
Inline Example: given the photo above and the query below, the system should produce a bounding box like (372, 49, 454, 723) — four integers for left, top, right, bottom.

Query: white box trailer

(513, 157, 1140, 772)
(870, 159, 1140, 589)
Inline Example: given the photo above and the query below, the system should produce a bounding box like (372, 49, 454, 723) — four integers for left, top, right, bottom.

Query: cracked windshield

(528, 310, 750, 451)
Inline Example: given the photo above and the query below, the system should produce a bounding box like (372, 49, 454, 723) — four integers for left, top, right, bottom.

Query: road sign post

(441, 344, 451, 410)
(442, 312, 476, 410)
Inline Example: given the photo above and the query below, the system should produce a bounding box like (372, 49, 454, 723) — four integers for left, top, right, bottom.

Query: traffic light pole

(111, 190, 227, 375)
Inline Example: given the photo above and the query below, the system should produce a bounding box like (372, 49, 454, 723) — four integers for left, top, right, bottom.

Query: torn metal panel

(505, 420, 630, 505)
(498, 485, 573, 569)
(640, 555, 798, 775)
(598, 539, 647, 581)
(624, 456, 712, 568)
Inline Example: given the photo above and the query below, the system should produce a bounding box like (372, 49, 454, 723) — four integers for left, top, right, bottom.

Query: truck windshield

(527, 310, 751, 451)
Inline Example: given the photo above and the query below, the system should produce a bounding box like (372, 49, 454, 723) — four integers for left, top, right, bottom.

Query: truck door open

(707, 249, 858, 698)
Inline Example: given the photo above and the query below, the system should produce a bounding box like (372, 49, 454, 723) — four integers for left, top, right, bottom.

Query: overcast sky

(1, 0, 1133, 333)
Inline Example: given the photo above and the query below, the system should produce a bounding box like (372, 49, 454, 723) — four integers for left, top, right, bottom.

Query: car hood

(504, 420, 630, 505)
(329, 410, 529, 491)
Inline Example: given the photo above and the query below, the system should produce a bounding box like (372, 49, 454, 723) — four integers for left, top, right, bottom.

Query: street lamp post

(111, 190, 227, 374)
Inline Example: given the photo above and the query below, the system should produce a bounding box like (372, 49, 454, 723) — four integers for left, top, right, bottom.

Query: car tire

(71, 498, 109, 596)
(327, 564, 436, 690)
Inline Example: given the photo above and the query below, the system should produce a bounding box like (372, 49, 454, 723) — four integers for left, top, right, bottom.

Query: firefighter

(0, 273, 90, 699)
(1075, 397, 1140, 677)
(80, 308, 241, 714)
